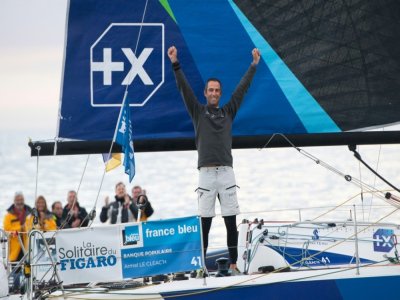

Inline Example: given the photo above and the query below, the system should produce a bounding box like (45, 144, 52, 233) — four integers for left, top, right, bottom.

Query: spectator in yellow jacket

(25, 196, 57, 232)
(3, 192, 32, 262)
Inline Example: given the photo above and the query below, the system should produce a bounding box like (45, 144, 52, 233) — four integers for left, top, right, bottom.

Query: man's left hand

(252, 48, 261, 66)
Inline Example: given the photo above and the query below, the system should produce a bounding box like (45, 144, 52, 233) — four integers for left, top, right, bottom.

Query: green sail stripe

(159, 0, 177, 23)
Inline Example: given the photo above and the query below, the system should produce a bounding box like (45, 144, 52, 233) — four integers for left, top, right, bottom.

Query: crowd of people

(3, 184, 153, 262)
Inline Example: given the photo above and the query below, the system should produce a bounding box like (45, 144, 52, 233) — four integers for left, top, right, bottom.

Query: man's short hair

(115, 181, 125, 189)
(67, 190, 78, 201)
(51, 201, 62, 210)
(205, 78, 222, 91)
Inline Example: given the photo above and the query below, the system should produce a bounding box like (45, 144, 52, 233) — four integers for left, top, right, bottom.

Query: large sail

(53, 0, 400, 153)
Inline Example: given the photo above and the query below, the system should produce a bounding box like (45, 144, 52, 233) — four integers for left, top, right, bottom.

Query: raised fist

(168, 46, 178, 63)
(252, 48, 261, 65)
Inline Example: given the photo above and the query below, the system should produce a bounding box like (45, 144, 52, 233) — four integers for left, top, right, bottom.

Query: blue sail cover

(58, 0, 400, 145)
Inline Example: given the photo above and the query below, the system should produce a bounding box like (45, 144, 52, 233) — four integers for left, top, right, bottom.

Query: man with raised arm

(168, 46, 260, 275)
(131, 185, 154, 221)
(62, 190, 89, 228)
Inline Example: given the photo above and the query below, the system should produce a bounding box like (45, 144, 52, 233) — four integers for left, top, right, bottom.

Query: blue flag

(115, 99, 135, 182)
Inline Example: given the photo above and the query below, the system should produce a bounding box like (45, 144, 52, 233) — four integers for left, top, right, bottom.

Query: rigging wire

(52, 155, 92, 230)
(88, 0, 150, 226)
(34, 146, 41, 201)
(75, 155, 92, 228)
(357, 150, 365, 221)
(260, 133, 400, 210)
(76, 155, 91, 197)
(29, 136, 103, 276)
(368, 143, 383, 222)
(349, 145, 400, 193)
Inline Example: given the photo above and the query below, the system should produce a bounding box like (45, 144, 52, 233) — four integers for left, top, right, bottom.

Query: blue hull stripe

(161, 274, 400, 299)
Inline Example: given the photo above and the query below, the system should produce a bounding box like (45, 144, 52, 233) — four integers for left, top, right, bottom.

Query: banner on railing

(31, 232, 58, 282)
(55, 216, 202, 284)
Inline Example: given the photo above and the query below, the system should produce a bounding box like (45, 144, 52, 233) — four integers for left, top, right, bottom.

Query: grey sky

(0, 0, 67, 137)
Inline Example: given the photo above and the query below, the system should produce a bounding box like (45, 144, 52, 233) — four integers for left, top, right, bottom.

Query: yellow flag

(104, 153, 121, 171)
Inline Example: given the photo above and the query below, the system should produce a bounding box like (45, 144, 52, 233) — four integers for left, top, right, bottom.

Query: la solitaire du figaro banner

(54, 216, 202, 284)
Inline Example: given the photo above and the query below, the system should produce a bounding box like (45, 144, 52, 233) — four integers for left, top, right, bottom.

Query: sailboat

(2, 0, 400, 299)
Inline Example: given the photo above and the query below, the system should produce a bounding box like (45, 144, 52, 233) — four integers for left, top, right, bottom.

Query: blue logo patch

(123, 225, 141, 246)
(373, 228, 394, 252)
(90, 23, 164, 107)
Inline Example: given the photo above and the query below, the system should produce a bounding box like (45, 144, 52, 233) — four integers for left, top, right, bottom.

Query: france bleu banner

(115, 97, 135, 182)
(55, 216, 202, 284)
(121, 216, 202, 278)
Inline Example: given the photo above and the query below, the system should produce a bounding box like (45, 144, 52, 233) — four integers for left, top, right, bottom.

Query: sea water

(1, 131, 400, 250)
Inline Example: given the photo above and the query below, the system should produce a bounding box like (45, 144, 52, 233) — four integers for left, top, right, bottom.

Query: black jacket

(100, 195, 154, 224)
(173, 61, 256, 168)
(62, 204, 89, 227)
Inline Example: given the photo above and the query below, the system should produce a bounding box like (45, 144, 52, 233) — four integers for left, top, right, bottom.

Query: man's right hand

(168, 46, 178, 63)
(71, 218, 81, 228)
(104, 196, 109, 207)
(124, 194, 131, 206)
